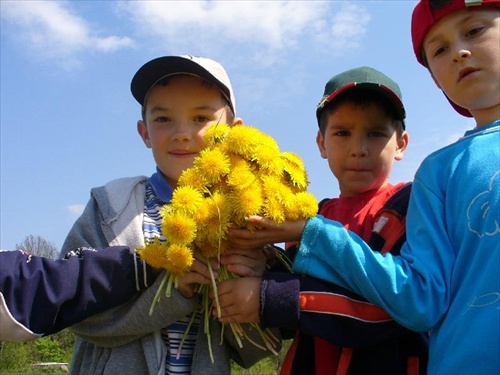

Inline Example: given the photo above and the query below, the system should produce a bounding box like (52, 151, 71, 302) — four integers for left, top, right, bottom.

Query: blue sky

(0, 0, 475, 251)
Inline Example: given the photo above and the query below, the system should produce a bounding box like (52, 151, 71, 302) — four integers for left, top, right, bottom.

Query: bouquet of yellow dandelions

(137, 123, 318, 362)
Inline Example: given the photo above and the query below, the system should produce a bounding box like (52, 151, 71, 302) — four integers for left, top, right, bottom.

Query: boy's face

(423, 8, 500, 124)
(316, 101, 408, 197)
(137, 75, 240, 188)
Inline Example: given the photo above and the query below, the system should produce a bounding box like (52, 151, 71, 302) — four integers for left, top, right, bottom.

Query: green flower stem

(206, 256, 221, 318)
(201, 287, 215, 364)
(165, 272, 175, 297)
(220, 320, 225, 345)
(274, 247, 293, 272)
(248, 323, 279, 355)
(149, 272, 169, 316)
(228, 322, 243, 349)
(176, 308, 199, 360)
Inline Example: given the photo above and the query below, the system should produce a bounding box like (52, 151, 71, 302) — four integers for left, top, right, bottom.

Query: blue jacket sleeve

(0, 247, 155, 342)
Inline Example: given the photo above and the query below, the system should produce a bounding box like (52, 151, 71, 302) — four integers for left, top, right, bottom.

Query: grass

(231, 339, 292, 375)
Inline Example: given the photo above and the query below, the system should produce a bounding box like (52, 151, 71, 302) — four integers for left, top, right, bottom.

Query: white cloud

(1, 1, 371, 67)
(67, 204, 85, 216)
(118, 1, 370, 58)
(1, 1, 133, 66)
(329, 3, 371, 52)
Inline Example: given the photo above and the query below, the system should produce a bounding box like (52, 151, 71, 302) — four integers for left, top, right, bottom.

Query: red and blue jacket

(260, 183, 429, 375)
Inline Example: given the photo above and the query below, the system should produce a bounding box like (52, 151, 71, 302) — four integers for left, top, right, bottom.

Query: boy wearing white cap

(60, 55, 277, 374)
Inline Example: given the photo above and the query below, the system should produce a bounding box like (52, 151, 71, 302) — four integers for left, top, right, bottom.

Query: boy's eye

(369, 131, 387, 138)
(154, 116, 170, 123)
(194, 116, 210, 123)
(432, 45, 447, 58)
(466, 26, 484, 38)
(333, 130, 350, 137)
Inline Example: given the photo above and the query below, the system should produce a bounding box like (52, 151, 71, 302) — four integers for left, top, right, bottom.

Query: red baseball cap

(411, 0, 500, 117)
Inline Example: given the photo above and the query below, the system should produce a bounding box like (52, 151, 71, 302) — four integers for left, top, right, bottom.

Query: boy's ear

(232, 117, 243, 126)
(394, 131, 409, 161)
(316, 131, 328, 159)
(137, 120, 152, 148)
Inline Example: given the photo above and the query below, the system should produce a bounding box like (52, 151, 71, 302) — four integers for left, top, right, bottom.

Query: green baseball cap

(316, 66, 406, 128)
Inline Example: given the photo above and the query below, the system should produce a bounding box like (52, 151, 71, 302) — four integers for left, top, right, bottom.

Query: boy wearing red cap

(223, 1, 500, 374)
(216, 66, 429, 374)
(60, 55, 277, 374)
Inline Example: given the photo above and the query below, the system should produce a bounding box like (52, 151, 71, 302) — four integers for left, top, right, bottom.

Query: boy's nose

(172, 122, 191, 141)
(350, 139, 368, 157)
(454, 49, 471, 63)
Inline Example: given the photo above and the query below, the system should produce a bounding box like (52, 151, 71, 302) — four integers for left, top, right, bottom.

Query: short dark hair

(318, 88, 405, 137)
(141, 74, 234, 121)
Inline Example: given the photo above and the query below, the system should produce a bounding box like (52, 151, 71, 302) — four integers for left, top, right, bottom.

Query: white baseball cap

(131, 55, 236, 114)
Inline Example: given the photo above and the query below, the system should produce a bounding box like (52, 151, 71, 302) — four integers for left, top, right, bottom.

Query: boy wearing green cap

(221, 0, 500, 374)
(215, 67, 429, 374)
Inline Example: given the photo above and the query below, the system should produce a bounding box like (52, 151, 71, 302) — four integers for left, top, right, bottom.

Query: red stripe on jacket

(300, 292, 393, 323)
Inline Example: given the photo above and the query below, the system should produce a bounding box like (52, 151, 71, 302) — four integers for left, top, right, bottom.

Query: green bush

(0, 330, 74, 374)
(33, 337, 65, 363)
(0, 341, 31, 372)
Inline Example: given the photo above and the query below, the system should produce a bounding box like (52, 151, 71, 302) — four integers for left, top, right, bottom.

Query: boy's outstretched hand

(227, 215, 307, 250)
(213, 277, 262, 324)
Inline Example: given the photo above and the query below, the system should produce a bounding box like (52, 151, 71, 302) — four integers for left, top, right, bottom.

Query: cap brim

(131, 56, 232, 110)
(316, 83, 406, 125)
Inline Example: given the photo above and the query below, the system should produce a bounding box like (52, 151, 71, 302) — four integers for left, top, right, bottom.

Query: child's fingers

(246, 215, 275, 228)
(226, 249, 267, 275)
(189, 258, 219, 280)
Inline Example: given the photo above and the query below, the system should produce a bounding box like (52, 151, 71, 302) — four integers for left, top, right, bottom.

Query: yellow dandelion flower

(284, 192, 318, 220)
(193, 197, 213, 224)
(137, 238, 169, 269)
(165, 244, 194, 275)
(283, 164, 309, 191)
(202, 191, 232, 240)
(260, 174, 282, 194)
(162, 211, 197, 245)
(178, 168, 208, 191)
(281, 151, 305, 169)
(211, 179, 232, 196)
(224, 125, 266, 159)
(261, 175, 294, 208)
(193, 148, 230, 185)
(295, 191, 319, 219)
(170, 186, 204, 214)
(203, 123, 231, 147)
(252, 144, 284, 175)
(282, 152, 309, 190)
(262, 197, 286, 224)
(229, 183, 263, 221)
(226, 160, 256, 190)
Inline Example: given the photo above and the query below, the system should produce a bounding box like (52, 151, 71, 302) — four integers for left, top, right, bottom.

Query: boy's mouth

(458, 67, 479, 82)
(170, 150, 197, 158)
(348, 167, 371, 172)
